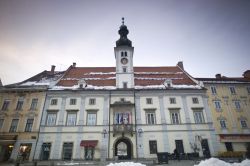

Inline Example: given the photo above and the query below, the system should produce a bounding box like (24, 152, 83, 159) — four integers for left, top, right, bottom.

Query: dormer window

(78, 79, 87, 88)
(164, 79, 172, 87)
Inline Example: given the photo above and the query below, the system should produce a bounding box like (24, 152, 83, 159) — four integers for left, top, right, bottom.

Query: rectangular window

(170, 98, 176, 104)
(171, 112, 180, 124)
(62, 142, 73, 160)
(193, 111, 204, 123)
(9, 119, 19, 132)
(0, 119, 4, 129)
(146, 112, 156, 124)
(30, 98, 38, 110)
(234, 101, 241, 110)
(229, 86, 236, 95)
(1, 99, 10, 110)
(114, 112, 131, 124)
(240, 120, 248, 128)
(66, 113, 77, 126)
(220, 120, 227, 129)
(214, 101, 221, 110)
(46, 113, 57, 126)
(149, 140, 157, 154)
(89, 98, 96, 105)
(87, 113, 97, 125)
(247, 87, 250, 94)
(192, 97, 199, 104)
(16, 98, 24, 110)
(70, 99, 76, 105)
(50, 99, 58, 105)
(123, 67, 127, 73)
(40, 143, 51, 160)
(225, 142, 233, 152)
(211, 86, 217, 94)
(25, 119, 34, 132)
(146, 98, 152, 104)
(123, 82, 128, 89)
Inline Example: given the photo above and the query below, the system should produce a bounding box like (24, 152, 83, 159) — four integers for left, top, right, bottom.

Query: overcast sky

(0, 0, 250, 85)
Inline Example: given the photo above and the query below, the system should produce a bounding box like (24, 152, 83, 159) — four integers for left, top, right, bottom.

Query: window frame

(9, 119, 19, 132)
(62, 142, 73, 160)
(50, 99, 58, 105)
(171, 111, 180, 124)
(123, 82, 128, 89)
(229, 86, 236, 95)
(234, 100, 241, 110)
(169, 97, 176, 104)
(210, 86, 217, 95)
(25, 119, 34, 132)
(145, 111, 156, 125)
(70, 98, 77, 105)
(66, 112, 77, 126)
(86, 112, 97, 126)
(46, 112, 57, 126)
(193, 110, 204, 124)
(30, 98, 38, 110)
(1, 99, 10, 111)
(240, 120, 248, 128)
(16, 98, 24, 110)
(122, 67, 127, 73)
(146, 98, 153, 104)
(149, 140, 157, 154)
(214, 101, 222, 110)
(0, 119, 4, 129)
(89, 98, 96, 105)
(219, 120, 227, 129)
(192, 97, 199, 104)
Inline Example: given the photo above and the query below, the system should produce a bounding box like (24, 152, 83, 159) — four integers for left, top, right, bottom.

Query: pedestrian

(174, 148, 180, 161)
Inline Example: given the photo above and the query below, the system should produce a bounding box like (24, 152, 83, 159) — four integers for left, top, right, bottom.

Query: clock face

(121, 58, 128, 65)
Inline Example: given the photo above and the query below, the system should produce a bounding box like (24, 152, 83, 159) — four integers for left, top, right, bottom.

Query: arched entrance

(114, 137, 132, 160)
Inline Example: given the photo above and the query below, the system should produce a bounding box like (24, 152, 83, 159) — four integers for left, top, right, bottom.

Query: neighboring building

(197, 72, 250, 153)
(33, 20, 219, 161)
(0, 67, 64, 162)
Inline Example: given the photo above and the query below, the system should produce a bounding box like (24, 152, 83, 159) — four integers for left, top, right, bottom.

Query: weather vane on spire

(122, 17, 124, 25)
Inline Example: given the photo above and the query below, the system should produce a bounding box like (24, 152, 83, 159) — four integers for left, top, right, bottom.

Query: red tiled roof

(56, 66, 197, 87)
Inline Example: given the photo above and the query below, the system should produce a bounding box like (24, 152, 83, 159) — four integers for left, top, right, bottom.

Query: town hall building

(32, 19, 219, 161)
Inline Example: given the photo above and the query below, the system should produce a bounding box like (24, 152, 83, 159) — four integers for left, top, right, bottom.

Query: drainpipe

(108, 90, 111, 159)
(33, 90, 48, 162)
(134, 90, 138, 159)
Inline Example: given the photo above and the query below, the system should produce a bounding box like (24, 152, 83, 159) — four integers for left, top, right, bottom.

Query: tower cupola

(116, 18, 132, 47)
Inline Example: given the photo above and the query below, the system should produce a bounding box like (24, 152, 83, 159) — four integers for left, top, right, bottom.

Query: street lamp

(137, 128, 143, 137)
(102, 129, 108, 138)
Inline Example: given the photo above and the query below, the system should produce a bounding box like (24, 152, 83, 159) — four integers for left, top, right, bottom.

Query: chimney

(215, 74, 221, 79)
(243, 70, 250, 79)
(51, 65, 56, 74)
(73, 62, 76, 67)
(177, 61, 184, 70)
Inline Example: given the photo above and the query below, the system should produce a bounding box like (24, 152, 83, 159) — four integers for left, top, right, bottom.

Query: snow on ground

(106, 162, 146, 166)
(194, 158, 250, 166)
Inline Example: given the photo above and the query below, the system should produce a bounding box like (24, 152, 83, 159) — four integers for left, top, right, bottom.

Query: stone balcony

(113, 124, 133, 137)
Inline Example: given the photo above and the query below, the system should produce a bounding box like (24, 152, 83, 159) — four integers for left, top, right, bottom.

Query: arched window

(125, 52, 127, 57)
(121, 52, 124, 57)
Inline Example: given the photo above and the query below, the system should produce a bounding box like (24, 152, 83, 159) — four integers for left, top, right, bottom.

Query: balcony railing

(113, 124, 133, 137)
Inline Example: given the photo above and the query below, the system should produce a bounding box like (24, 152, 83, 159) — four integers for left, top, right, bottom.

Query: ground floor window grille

(85, 147, 94, 160)
(40, 143, 51, 160)
(62, 142, 73, 160)
(149, 140, 157, 154)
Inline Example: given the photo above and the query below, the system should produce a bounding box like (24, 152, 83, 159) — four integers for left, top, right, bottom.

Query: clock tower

(114, 18, 134, 89)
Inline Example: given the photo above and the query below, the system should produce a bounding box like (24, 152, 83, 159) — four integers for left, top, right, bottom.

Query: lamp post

(102, 129, 107, 138)
(137, 128, 143, 137)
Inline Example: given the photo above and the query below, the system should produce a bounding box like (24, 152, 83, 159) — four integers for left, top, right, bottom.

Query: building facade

(197, 72, 250, 153)
(32, 21, 219, 161)
(0, 68, 64, 162)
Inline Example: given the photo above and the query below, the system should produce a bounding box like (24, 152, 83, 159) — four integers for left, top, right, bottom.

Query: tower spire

(116, 18, 132, 47)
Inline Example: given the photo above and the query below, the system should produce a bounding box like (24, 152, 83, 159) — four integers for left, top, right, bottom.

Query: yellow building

(197, 71, 250, 153)
(0, 67, 64, 162)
